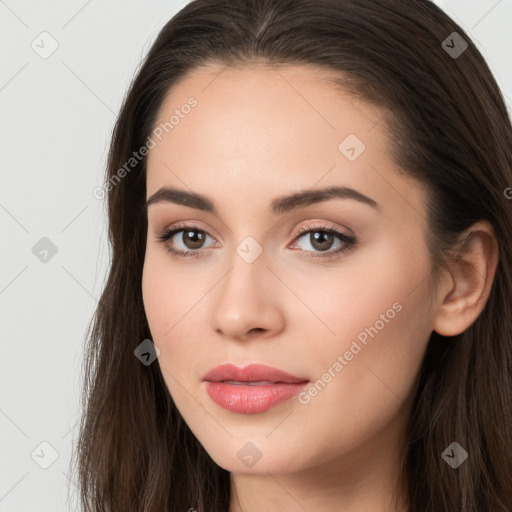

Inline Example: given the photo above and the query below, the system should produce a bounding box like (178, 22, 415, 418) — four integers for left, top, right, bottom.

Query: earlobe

(433, 221, 499, 337)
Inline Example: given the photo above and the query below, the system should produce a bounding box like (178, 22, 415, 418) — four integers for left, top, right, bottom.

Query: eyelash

(155, 221, 357, 260)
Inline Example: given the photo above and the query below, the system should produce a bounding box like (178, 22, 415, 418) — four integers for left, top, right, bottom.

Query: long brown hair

(71, 1, 512, 510)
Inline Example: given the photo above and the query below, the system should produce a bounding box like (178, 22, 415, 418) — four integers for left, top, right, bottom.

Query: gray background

(1, 1, 511, 510)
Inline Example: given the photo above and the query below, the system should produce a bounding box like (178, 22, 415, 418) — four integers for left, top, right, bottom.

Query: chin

(198, 435, 313, 475)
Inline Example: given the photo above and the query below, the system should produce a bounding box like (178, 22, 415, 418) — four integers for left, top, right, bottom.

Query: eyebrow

(143, 185, 381, 215)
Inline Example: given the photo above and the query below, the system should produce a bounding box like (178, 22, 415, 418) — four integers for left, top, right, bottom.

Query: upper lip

(202, 363, 309, 384)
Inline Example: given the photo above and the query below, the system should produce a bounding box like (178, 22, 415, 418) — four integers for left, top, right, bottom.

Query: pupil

(312, 231, 333, 251)
(185, 230, 203, 248)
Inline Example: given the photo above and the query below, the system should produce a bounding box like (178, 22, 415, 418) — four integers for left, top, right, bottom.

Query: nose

(209, 249, 285, 341)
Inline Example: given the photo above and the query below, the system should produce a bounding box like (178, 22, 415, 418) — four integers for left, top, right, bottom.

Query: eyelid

(294, 220, 352, 236)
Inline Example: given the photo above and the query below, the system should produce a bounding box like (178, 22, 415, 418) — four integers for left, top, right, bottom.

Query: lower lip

(205, 381, 309, 414)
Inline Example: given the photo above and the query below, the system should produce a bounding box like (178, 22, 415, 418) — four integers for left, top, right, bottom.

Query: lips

(202, 363, 308, 384)
(202, 363, 310, 414)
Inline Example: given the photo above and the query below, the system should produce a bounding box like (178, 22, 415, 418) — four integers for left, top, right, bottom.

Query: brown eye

(156, 224, 216, 259)
(307, 231, 336, 252)
(181, 229, 206, 249)
(292, 224, 356, 258)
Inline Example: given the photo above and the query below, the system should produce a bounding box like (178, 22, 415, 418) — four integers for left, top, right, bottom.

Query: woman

(72, 1, 512, 510)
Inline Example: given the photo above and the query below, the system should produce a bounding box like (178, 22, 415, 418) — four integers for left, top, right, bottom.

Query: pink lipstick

(202, 363, 309, 414)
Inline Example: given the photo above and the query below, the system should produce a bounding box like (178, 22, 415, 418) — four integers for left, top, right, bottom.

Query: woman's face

(142, 64, 439, 476)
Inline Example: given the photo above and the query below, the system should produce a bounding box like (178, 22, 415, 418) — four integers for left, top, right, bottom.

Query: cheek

(296, 241, 433, 433)
(141, 255, 170, 339)
(141, 251, 208, 381)
(290, 296, 431, 466)
(292, 234, 428, 351)
(297, 232, 431, 376)
(142, 249, 200, 339)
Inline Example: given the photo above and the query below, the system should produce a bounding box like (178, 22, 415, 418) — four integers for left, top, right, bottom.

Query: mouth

(202, 363, 310, 414)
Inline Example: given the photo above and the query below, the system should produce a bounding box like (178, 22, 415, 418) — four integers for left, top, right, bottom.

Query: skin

(141, 63, 498, 512)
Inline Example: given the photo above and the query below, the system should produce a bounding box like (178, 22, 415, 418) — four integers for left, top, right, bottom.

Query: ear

(433, 221, 499, 337)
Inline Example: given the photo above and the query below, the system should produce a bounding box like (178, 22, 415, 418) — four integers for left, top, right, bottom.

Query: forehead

(148, 64, 383, 170)
(145, 63, 425, 224)
(150, 62, 386, 144)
